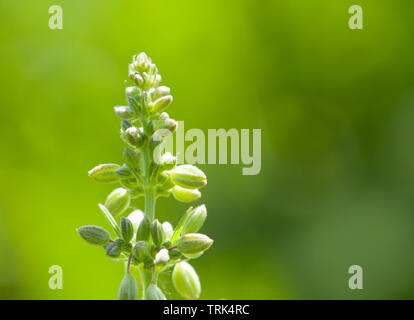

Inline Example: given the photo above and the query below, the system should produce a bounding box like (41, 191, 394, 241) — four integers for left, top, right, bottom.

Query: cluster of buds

(78, 53, 213, 300)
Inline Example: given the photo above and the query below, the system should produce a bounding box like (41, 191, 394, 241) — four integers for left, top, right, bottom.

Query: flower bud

(114, 106, 134, 119)
(88, 164, 120, 183)
(121, 119, 133, 131)
(151, 219, 165, 246)
(153, 74, 162, 87)
(162, 221, 174, 241)
(172, 262, 201, 299)
(154, 248, 169, 266)
(159, 112, 169, 120)
(120, 217, 134, 243)
(125, 127, 144, 148)
(117, 273, 139, 300)
(127, 209, 144, 234)
(169, 249, 182, 260)
(104, 188, 131, 217)
(170, 165, 207, 189)
(133, 241, 151, 262)
(123, 147, 141, 169)
(176, 233, 213, 256)
(172, 186, 201, 203)
(116, 165, 132, 178)
(135, 52, 151, 73)
(182, 205, 207, 234)
(151, 95, 173, 113)
(105, 240, 121, 257)
(77, 225, 111, 245)
(145, 284, 166, 300)
(136, 216, 151, 242)
(159, 152, 176, 170)
(150, 86, 170, 100)
(134, 74, 145, 88)
(125, 87, 141, 113)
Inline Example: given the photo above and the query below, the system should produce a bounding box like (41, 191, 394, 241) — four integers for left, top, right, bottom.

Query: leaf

(98, 203, 122, 238)
(171, 206, 193, 244)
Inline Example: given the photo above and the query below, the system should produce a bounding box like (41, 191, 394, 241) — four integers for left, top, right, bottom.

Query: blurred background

(1, 0, 414, 299)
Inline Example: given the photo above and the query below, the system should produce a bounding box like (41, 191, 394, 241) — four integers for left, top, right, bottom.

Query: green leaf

(171, 206, 193, 244)
(98, 203, 122, 238)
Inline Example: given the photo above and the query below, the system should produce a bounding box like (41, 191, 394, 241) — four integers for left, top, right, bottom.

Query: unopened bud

(114, 106, 134, 119)
(170, 165, 207, 189)
(88, 164, 120, 183)
(152, 219, 165, 246)
(151, 95, 173, 113)
(104, 188, 131, 217)
(105, 240, 121, 257)
(125, 127, 144, 148)
(154, 248, 170, 266)
(172, 186, 201, 203)
(172, 262, 201, 299)
(182, 205, 207, 234)
(136, 216, 151, 241)
(121, 119, 133, 131)
(123, 147, 141, 169)
(133, 241, 151, 263)
(145, 284, 166, 300)
(120, 217, 134, 243)
(77, 225, 111, 245)
(116, 165, 132, 178)
(162, 221, 174, 241)
(117, 273, 139, 300)
(127, 210, 144, 234)
(169, 249, 182, 260)
(151, 86, 170, 100)
(176, 233, 213, 256)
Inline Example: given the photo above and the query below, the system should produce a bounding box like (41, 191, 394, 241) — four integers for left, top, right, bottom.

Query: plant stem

(144, 187, 156, 221)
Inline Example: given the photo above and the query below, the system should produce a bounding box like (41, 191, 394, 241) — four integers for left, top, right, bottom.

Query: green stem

(144, 188, 156, 221)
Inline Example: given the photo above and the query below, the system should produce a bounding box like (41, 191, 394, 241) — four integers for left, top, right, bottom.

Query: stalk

(80, 52, 213, 300)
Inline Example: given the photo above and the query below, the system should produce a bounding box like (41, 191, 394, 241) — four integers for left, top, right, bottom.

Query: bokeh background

(1, 0, 414, 299)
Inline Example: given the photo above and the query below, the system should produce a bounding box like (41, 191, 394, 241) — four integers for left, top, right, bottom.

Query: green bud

(159, 112, 169, 120)
(145, 284, 166, 300)
(121, 119, 133, 131)
(119, 178, 139, 189)
(125, 86, 141, 114)
(105, 240, 121, 257)
(116, 165, 132, 178)
(77, 225, 111, 245)
(120, 217, 134, 243)
(134, 52, 151, 73)
(127, 209, 144, 235)
(169, 249, 182, 260)
(104, 188, 131, 217)
(114, 106, 134, 119)
(159, 152, 176, 170)
(172, 262, 201, 299)
(150, 86, 170, 100)
(172, 186, 201, 203)
(170, 165, 207, 189)
(162, 221, 174, 241)
(125, 127, 144, 148)
(136, 216, 151, 241)
(176, 233, 213, 256)
(133, 241, 151, 263)
(88, 164, 120, 183)
(154, 248, 169, 266)
(152, 219, 166, 246)
(134, 74, 145, 88)
(123, 147, 141, 169)
(151, 95, 173, 113)
(117, 273, 139, 300)
(152, 219, 165, 246)
(182, 205, 207, 234)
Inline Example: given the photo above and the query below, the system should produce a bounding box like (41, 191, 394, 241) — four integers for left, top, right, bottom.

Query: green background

(1, 0, 414, 299)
